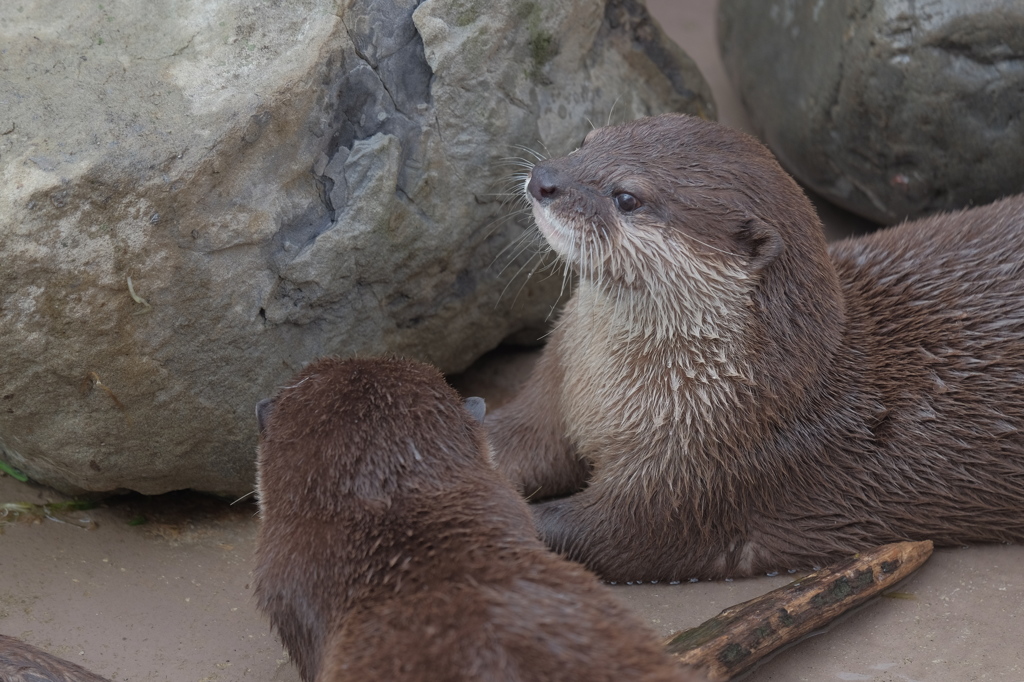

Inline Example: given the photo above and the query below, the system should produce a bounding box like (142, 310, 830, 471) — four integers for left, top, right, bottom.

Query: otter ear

(463, 396, 486, 423)
(256, 398, 276, 437)
(735, 218, 783, 272)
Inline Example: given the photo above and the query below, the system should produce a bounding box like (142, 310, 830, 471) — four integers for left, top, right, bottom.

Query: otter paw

(531, 497, 577, 555)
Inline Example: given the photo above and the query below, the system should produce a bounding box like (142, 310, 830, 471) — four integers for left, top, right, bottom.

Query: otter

(487, 113, 1024, 582)
(0, 634, 110, 682)
(253, 357, 702, 682)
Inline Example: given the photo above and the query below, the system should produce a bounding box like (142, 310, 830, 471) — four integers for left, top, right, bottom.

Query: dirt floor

(3, 1, 1023, 680)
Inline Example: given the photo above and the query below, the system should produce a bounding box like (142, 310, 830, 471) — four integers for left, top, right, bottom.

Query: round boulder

(0, 0, 713, 495)
(719, 0, 1024, 224)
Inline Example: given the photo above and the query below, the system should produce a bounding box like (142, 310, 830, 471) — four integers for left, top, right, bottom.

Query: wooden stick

(664, 540, 934, 681)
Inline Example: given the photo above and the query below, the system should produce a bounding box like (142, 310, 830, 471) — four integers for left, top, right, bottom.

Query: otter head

(256, 357, 489, 516)
(526, 114, 844, 396)
(527, 114, 832, 292)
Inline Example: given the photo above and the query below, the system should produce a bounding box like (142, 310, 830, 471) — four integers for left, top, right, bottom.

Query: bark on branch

(664, 540, 934, 681)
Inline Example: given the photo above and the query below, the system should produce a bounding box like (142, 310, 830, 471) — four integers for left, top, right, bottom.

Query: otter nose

(528, 165, 561, 203)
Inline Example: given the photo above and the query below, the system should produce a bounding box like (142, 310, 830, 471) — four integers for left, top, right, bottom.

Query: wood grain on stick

(664, 540, 934, 681)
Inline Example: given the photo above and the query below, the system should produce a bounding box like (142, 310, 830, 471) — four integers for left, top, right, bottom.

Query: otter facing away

(487, 113, 1024, 582)
(253, 357, 701, 682)
(0, 634, 111, 682)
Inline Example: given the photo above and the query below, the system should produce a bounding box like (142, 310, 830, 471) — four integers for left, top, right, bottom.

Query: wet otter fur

(487, 113, 1024, 582)
(253, 357, 701, 682)
(0, 634, 110, 682)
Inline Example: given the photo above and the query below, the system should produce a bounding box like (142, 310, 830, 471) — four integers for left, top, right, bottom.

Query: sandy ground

(3, 1, 1023, 680)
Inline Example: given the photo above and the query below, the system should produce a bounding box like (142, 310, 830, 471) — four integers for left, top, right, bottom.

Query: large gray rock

(0, 0, 713, 495)
(719, 0, 1024, 224)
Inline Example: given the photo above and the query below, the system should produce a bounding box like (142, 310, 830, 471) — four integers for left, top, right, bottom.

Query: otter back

(254, 356, 701, 681)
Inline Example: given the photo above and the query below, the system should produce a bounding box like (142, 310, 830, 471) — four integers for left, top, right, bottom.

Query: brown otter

(253, 357, 702, 682)
(487, 113, 1024, 582)
(0, 634, 110, 682)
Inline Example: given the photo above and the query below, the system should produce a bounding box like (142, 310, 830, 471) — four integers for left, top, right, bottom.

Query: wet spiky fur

(0, 635, 110, 682)
(253, 357, 701, 682)
(487, 113, 1024, 582)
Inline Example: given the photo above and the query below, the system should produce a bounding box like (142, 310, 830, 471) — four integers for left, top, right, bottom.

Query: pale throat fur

(530, 190, 762, 484)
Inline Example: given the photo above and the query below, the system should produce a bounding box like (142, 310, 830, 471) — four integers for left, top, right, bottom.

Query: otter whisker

(509, 144, 546, 163)
(481, 191, 531, 201)
(552, 237, 575, 316)
(493, 223, 547, 272)
(490, 172, 533, 193)
(495, 161, 539, 177)
(497, 153, 539, 165)
(490, 176, 533, 209)
(231, 490, 257, 505)
(282, 376, 310, 391)
(560, 231, 580, 307)
(479, 205, 534, 243)
(499, 246, 547, 293)
(509, 247, 565, 311)
(508, 261, 547, 310)
(498, 242, 551, 305)
(606, 95, 623, 127)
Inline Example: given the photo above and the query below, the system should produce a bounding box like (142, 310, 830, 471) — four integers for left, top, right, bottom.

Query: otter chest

(559, 336, 730, 459)
(555, 289, 750, 460)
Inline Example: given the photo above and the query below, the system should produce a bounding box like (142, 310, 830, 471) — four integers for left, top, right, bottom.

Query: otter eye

(614, 192, 640, 213)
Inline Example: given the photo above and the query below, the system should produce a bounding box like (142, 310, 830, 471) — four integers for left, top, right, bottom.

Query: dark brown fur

(253, 357, 701, 682)
(488, 113, 1024, 582)
(0, 635, 110, 682)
